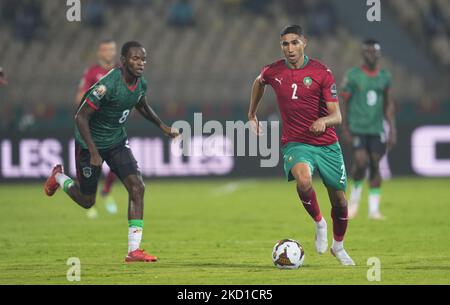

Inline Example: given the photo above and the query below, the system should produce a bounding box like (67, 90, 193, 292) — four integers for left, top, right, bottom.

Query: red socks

(297, 186, 349, 242)
(296, 186, 322, 222)
(331, 206, 348, 242)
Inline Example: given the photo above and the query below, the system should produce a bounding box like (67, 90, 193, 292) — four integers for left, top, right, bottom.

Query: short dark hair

(121, 41, 143, 57)
(363, 38, 380, 47)
(280, 25, 304, 37)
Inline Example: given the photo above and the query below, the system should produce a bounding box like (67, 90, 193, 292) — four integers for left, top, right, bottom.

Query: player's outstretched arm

(248, 76, 266, 135)
(75, 102, 102, 165)
(135, 96, 179, 138)
(309, 102, 342, 136)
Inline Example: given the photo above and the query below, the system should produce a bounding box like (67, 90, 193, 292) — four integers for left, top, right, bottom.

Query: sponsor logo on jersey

(92, 85, 107, 100)
(82, 167, 92, 178)
(303, 77, 312, 88)
(275, 77, 283, 85)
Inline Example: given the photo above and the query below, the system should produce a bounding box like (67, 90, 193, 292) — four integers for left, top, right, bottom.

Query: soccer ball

(272, 239, 305, 269)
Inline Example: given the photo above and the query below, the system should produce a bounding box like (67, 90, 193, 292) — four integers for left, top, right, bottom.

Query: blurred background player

(75, 39, 119, 218)
(248, 25, 355, 266)
(340, 39, 397, 220)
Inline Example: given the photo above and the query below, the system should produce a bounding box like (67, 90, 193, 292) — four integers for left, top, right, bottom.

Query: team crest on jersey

(92, 84, 107, 100)
(82, 167, 92, 178)
(303, 77, 312, 88)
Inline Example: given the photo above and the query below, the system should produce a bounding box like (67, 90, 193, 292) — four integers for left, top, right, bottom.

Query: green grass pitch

(0, 178, 449, 284)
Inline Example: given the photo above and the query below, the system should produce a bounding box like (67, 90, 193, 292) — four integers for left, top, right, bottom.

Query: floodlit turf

(0, 177, 449, 284)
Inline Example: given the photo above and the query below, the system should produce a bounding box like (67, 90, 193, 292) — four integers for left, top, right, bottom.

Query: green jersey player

(44, 41, 180, 262)
(340, 39, 396, 220)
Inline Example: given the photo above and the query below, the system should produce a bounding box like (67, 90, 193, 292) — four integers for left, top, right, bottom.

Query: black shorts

(351, 133, 387, 156)
(75, 139, 140, 195)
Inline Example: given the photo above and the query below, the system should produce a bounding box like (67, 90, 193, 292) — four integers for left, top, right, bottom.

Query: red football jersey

(78, 64, 112, 93)
(260, 56, 339, 146)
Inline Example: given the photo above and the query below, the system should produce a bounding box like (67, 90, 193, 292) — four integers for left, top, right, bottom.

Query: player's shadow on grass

(172, 261, 321, 270)
(174, 262, 274, 270)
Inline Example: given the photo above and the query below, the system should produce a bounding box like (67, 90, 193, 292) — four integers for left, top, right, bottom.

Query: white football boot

(331, 247, 356, 266)
(315, 219, 328, 254)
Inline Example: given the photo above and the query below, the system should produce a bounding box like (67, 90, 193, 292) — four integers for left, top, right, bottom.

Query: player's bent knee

(337, 197, 347, 208)
(354, 152, 368, 169)
(355, 158, 367, 170)
(295, 175, 312, 193)
(129, 181, 145, 197)
(337, 193, 347, 207)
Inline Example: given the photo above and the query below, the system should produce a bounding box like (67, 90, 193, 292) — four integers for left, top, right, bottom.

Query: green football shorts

(281, 141, 347, 191)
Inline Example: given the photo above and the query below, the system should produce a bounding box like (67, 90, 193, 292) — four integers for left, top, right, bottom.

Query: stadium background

(0, 0, 450, 286)
(0, 0, 449, 180)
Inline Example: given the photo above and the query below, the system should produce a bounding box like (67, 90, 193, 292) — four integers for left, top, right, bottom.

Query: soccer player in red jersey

(75, 39, 118, 218)
(248, 25, 355, 265)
